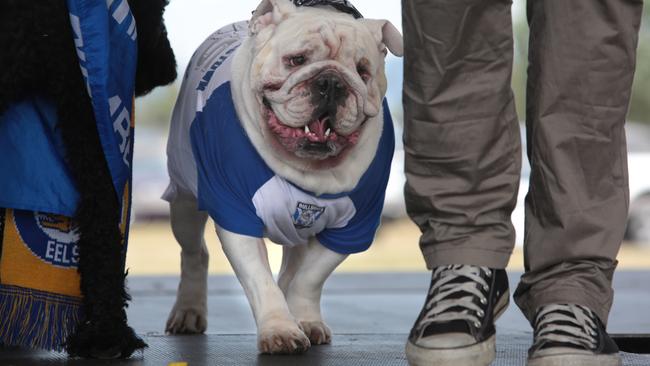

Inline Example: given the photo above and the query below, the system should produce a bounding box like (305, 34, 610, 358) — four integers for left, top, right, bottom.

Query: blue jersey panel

(191, 82, 272, 237)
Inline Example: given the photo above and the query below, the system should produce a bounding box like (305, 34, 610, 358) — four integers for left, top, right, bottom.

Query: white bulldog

(163, 0, 402, 354)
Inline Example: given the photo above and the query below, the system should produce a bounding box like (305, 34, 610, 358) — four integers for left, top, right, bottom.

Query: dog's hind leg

(216, 226, 311, 354)
(165, 193, 209, 334)
(284, 240, 347, 345)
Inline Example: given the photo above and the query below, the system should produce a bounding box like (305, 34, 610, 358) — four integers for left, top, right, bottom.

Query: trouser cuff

(421, 246, 512, 270)
(514, 286, 613, 327)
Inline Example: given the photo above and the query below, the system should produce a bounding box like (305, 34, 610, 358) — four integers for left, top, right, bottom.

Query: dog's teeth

(304, 126, 310, 133)
(325, 128, 331, 137)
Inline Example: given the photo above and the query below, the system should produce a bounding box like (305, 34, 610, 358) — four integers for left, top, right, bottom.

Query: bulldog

(163, 0, 403, 354)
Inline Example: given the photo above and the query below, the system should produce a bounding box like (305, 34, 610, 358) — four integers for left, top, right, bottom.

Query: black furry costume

(0, 0, 176, 358)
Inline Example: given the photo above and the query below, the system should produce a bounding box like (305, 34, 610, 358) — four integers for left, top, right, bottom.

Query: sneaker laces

(417, 265, 491, 331)
(533, 304, 599, 350)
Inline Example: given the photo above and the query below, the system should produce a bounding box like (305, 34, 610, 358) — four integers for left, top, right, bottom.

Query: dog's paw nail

(299, 320, 332, 345)
(259, 340, 269, 353)
(274, 337, 284, 348)
(258, 322, 312, 354)
(165, 307, 207, 335)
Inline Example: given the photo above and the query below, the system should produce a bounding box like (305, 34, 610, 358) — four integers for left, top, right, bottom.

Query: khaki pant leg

(514, 0, 643, 325)
(402, 0, 521, 269)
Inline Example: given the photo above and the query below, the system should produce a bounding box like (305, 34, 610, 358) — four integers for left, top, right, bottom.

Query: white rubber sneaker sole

(406, 334, 495, 366)
(528, 351, 622, 366)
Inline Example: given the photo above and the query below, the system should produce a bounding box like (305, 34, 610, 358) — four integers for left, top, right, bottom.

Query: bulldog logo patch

(292, 202, 325, 229)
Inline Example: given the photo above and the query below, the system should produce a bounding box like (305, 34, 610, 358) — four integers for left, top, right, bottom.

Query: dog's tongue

(308, 117, 329, 139)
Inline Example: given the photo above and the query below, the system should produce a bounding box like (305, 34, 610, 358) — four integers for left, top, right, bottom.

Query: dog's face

(247, 0, 402, 170)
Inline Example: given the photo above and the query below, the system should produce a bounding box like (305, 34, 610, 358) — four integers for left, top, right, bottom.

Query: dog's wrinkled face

(248, 0, 402, 169)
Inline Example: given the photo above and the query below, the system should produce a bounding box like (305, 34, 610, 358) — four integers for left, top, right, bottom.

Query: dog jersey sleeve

(190, 83, 273, 238)
(316, 102, 395, 254)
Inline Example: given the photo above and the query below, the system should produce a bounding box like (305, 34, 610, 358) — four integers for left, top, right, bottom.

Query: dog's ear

(360, 19, 403, 57)
(250, 0, 297, 36)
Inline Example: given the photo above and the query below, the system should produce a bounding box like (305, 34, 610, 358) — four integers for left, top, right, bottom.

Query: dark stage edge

(2, 333, 650, 366)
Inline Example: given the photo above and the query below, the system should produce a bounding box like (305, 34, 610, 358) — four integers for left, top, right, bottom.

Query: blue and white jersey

(164, 22, 395, 255)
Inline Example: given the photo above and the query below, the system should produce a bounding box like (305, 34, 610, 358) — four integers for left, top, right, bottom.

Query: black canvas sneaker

(405, 265, 510, 366)
(528, 304, 621, 366)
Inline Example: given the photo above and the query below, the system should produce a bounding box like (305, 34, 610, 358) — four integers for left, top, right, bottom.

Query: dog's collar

(293, 0, 363, 19)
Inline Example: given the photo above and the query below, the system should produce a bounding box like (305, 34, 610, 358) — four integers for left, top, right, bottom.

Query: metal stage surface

(2, 272, 649, 365)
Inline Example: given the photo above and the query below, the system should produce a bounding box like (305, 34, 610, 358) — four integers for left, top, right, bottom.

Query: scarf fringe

(0, 284, 82, 352)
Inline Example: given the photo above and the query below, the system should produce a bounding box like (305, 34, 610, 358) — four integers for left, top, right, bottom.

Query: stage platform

(2, 272, 649, 365)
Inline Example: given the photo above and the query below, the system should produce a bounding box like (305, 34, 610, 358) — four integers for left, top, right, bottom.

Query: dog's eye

(357, 64, 371, 82)
(288, 55, 307, 67)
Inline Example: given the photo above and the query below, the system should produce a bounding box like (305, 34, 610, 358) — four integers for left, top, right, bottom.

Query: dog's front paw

(165, 306, 207, 334)
(285, 291, 332, 345)
(299, 320, 332, 345)
(258, 318, 311, 354)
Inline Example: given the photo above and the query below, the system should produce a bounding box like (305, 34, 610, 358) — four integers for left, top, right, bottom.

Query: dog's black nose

(312, 73, 348, 108)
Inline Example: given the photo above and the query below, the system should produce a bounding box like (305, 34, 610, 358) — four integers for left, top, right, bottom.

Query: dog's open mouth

(263, 98, 361, 161)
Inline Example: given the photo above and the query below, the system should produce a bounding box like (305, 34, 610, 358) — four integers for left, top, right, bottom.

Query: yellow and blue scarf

(0, 0, 137, 351)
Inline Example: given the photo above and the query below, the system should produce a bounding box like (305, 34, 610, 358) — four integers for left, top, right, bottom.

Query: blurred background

(126, 0, 650, 275)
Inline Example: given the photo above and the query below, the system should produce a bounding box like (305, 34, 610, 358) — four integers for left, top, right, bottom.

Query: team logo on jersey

(292, 202, 326, 229)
